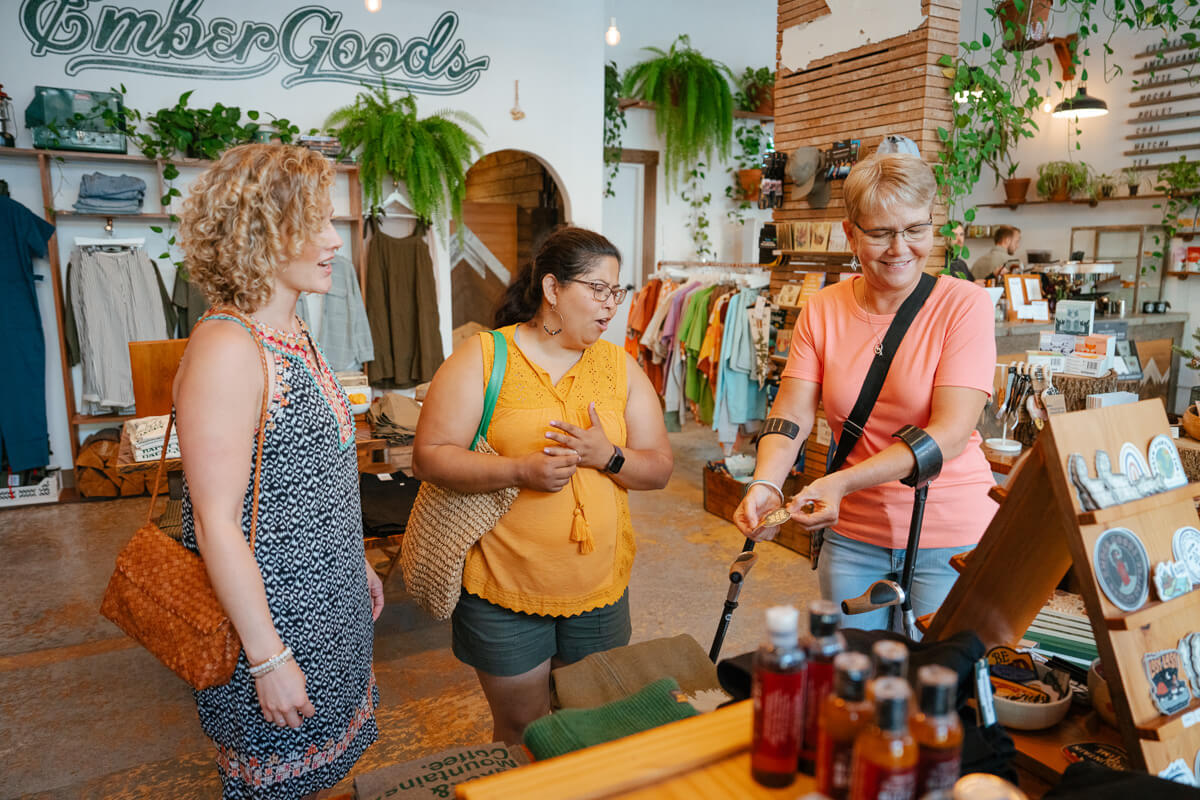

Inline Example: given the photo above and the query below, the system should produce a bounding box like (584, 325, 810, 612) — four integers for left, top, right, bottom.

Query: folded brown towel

(550, 633, 721, 709)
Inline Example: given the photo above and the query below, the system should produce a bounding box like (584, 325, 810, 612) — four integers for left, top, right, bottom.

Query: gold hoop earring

(543, 303, 564, 336)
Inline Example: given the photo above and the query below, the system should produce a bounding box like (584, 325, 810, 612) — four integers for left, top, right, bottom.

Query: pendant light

(605, 18, 621, 46)
(1052, 85, 1109, 119)
(365, 0, 381, 12)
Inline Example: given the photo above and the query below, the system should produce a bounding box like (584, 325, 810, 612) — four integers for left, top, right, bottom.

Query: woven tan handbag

(402, 331, 517, 621)
(100, 310, 269, 689)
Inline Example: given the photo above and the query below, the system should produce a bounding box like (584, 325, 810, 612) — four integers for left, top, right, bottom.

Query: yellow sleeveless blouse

(460, 325, 636, 616)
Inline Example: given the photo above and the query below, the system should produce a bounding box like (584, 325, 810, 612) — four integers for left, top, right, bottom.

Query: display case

(1068, 224, 1168, 310)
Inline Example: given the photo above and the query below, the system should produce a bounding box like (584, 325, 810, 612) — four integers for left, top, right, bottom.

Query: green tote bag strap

(470, 330, 508, 451)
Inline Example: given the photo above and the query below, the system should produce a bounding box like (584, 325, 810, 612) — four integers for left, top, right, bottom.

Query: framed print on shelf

(1004, 274, 1027, 321)
(776, 283, 802, 308)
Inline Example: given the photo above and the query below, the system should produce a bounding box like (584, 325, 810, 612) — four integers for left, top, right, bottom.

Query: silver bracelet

(744, 479, 785, 504)
(248, 646, 294, 679)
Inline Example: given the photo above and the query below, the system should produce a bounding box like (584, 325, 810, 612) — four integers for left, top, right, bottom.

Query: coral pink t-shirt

(782, 275, 998, 549)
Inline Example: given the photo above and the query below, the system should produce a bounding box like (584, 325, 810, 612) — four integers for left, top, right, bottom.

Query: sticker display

(986, 646, 1038, 683)
(1154, 561, 1194, 602)
(1180, 633, 1200, 698)
(1158, 758, 1198, 786)
(1173, 526, 1200, 586)
(1120, 441, 1151, 484)
(1061, 742, 1129, 770)
(1095, 450, 1140, 505)
(1148, 433, 1188, 490)
(989, 676, 1051, 704)
(1094, 528, 1151, 612)
(1143, 648, 1193, 716)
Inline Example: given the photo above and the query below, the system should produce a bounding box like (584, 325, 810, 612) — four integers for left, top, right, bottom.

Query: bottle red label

(752, 669, 806, 774)
(801, 659, 834, 758)
(916, 745, 961, 795)
(816, 730, 855, 799)
(851, 760, 917, 800)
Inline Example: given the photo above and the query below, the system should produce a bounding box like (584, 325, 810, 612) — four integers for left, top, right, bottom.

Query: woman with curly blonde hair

(173, 143, 383, 798)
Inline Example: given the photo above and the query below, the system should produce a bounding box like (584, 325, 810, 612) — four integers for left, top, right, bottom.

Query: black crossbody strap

(829, 272, 938, 473)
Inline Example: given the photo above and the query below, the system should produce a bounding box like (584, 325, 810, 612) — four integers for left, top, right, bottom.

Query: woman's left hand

(788, 474, 846, 531)
(546, 403, 614, 470)
(365, 558, 385, 621)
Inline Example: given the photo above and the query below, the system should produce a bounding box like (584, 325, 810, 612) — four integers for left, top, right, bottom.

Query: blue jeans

(817, 529, 974, 636)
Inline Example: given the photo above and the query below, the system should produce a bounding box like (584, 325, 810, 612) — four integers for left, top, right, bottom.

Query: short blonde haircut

(179, 144, 334, 313)
(842, 153, 936, 224)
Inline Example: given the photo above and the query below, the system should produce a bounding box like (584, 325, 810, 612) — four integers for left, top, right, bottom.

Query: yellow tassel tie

(570, 505, 594, 554)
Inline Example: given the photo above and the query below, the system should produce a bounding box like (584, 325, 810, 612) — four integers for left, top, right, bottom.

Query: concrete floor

(0, 423, 818, 799)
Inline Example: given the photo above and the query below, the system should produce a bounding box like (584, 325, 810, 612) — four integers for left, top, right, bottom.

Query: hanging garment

(64, 258, 176, 366)
(295, 254, 374, 371)
(713, 289, 768, 445)
(364, 231, 444, 389)
(0, 196, 56, 471)
(69, 246, 169, 413)
(172, 269, 210, 337)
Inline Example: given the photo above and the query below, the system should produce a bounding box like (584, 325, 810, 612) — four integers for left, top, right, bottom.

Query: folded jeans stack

(73, 172, 146, 215)
(125, 414, 180, 462)
(366, 392, 420, 448)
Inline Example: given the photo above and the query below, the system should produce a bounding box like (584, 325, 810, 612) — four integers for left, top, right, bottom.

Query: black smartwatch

(604, 445, 625, 474)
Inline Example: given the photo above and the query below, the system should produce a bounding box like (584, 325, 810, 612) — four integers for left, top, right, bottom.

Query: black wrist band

(604, 445, 625, 474)
(892, 424, 943, 488)
(761, 417, 800, 440)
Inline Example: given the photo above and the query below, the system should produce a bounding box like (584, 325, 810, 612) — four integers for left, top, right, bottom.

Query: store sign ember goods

(19, 0, 490, 93)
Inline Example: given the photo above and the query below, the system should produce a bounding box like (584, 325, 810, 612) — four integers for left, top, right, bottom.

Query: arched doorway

(449, 150, 568, 343)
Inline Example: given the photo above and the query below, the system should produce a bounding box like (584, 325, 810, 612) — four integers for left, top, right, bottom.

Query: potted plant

(603, 61, 628, 198)
(729, 120, 771, 203)
(1154, 157, 1200, 247)
(325, 83, 484, 229)
(994, 0, 1053, 51)
(1093, 171, 1118, 200)
(1036, 161, 1090, 202)
(622, 35, 735, 188)
(734, 66, 775, 116)
(1120, 166, 1143, 196)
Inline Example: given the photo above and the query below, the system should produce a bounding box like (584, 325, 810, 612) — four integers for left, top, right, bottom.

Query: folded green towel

(523, 677, 698, 761)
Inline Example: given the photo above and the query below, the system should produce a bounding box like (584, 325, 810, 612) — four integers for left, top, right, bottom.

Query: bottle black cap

(918, 664, 956, 716)
(834, 652, 872, 702)
(872, 640, 909, 679)
(809, 599, 839, 636)
(871, 677, 911, 732)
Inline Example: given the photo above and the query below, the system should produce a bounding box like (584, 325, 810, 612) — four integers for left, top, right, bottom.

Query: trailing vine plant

(603, 61, 628, 198)
(682, 161, 714, 258)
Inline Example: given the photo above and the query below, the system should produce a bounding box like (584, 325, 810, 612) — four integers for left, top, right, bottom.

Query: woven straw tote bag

(402, 331, 517, 620)
(99, 309, 270, 689)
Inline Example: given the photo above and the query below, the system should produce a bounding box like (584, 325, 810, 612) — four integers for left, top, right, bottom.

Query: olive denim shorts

(451, 589, 632, 677)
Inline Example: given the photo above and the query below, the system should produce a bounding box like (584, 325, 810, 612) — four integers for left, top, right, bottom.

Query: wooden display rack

(926, 400, 1200, 776)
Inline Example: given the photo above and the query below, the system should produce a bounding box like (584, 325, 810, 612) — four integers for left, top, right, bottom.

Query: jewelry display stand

(925, 400, 1200, 778)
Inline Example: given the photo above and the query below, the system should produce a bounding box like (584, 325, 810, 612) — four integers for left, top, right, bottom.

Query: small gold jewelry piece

(755, 507, 792, 530)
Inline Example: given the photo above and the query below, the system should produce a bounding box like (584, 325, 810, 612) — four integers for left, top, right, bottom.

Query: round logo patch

(1094, 527, 1150, 612)
(1148, 434, 1187, 490)
(1174, 526, 1200, 586)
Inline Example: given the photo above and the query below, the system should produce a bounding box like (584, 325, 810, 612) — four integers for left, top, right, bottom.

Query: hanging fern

(622, 35, 734, 189)
(325, 83, 484, 230)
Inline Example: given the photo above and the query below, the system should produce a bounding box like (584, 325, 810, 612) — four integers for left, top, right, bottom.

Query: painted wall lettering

(18, 0, 491, 93)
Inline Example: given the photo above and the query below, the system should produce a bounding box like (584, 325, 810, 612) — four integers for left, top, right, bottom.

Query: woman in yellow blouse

(414, 226, 673, 744)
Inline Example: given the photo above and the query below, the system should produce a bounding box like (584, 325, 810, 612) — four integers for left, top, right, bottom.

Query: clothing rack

(655, 260, 769, 270)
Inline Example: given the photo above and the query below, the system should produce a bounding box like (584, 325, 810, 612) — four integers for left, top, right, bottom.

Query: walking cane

(841, 425, 943, 639)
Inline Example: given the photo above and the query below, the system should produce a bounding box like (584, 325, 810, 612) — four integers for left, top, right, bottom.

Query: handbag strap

(471, 330, 508, 452)
(828, 272, 938, 473)
(145, 308, 272, 552)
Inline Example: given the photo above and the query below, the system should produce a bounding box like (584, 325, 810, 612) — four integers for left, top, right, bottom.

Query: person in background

(942, 223, 972, 281)
(732, 153, 998, 632)
(970, 225, 1021, 283)
(413, 226, 674, 744)
(174, 144, 383, 798)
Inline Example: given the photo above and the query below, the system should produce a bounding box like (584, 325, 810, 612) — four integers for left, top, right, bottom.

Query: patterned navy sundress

(181, 311, 378, 799)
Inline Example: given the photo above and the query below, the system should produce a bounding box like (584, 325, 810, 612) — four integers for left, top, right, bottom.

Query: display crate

(0, 470, 62, 508)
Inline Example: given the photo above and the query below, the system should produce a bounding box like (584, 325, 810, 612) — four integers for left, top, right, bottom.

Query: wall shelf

(1126, 125, 1200, 140)
(1129, 91, 1200, 108)
(616, 98, 773, 122)
(1132, 75, 1200, 92)
(0, 145, 358, 171)
(977, 193, 1184, 209)
(1123, 143, 1200, 157)
(1127, 109, 1200, 124)
(1132, 57, 1200, 75)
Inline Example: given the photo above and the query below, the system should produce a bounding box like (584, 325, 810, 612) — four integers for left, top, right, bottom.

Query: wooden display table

(1008, 707, 1123, 784)
(457, 701, 811, 800)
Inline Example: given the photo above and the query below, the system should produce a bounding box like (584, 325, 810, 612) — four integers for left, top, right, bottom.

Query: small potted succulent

(1092, 171, 1117, 200)
(1122, 166, 1142, 196)
(1036, 160, 1090, 202)
(734, 66, 775, 116)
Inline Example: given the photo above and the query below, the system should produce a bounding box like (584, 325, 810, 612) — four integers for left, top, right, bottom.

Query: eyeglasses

(568, 279, 628, 304)
(853, 218, 934, 246)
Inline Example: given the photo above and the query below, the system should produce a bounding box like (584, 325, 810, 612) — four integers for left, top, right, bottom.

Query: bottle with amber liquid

(872, 640, 909, 681)
(913, 665, 963, 796)
(799, 599, 845, 770)
(849, 677, 918, 800)
(816, 651, 873, 800)
(751, 605, 808, 787)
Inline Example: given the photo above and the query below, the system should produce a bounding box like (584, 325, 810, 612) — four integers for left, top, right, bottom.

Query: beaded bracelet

(248, 646, 294, 679)
(743, 478, 785, 504)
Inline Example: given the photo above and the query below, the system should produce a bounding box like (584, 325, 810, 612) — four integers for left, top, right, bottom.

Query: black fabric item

(717, 628, 1017, 784)
(1045, 762, 1200, 799)
(359, 471, 421, 537)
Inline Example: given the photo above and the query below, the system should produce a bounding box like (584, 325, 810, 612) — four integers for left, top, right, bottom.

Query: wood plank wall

(774, 0, 959, 270)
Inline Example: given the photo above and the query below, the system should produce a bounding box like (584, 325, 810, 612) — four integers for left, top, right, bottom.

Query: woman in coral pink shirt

(733, 153, 997, 631)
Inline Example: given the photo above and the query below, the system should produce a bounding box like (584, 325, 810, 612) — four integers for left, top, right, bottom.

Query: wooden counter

(457, 701, 812, 800)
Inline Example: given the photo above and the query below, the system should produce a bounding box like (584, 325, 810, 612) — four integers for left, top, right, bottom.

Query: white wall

(603, 0, 776, 265)
(1, 0, 605, 470)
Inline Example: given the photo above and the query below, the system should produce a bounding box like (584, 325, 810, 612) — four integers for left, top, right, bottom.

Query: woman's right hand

(733, 483, 784, 541)
(254, 659, 315, 729)
(517, 447, 580, 492)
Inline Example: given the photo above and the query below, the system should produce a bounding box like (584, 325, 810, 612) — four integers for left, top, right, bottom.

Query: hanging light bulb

(365, 0, 381, 12)
(605, 17, 621, 46)
(1042, 96, 1054, 113)
(1052, 85, 1109, 119)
